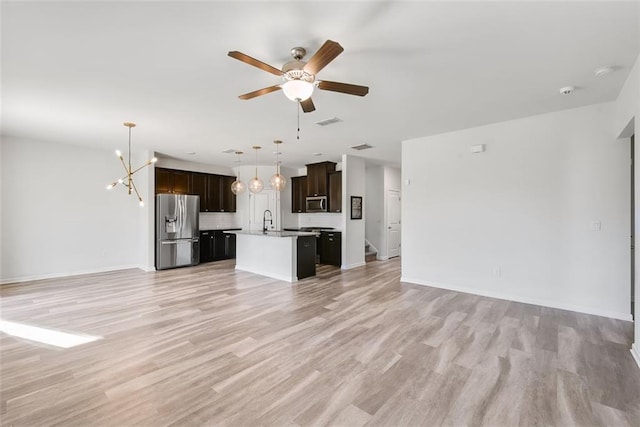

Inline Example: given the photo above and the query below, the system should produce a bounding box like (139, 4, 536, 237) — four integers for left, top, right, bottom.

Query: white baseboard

(1, 264, 146, 285)
(138, 265, 157, 272)
(400, 276, 633, 322)
(341, 261, 366, 270)
(376, 255, 389, 261)
(632, 344, 640, 369)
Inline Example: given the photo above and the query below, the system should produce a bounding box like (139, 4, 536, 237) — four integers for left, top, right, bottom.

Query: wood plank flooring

(1, 259, 639, 426)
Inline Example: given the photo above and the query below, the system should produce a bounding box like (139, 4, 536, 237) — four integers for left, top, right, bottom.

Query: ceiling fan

(228, 40, 369, 113)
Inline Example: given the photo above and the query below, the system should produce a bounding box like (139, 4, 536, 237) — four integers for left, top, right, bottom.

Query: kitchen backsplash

(296, 213, 342, 229)
(199, 212, 241, 230)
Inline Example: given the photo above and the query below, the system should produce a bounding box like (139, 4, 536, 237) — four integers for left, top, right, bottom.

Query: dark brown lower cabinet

(296, 236, 316, 279)
(200, 230, 236, 263)
(320, 231, 341, 266)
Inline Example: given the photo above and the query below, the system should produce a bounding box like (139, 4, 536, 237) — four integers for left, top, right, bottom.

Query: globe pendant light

(106, 122, 158, 206)
(230, 151, 245, 195)
(248, 145, 264, 193)
(270, 140, 286, 191)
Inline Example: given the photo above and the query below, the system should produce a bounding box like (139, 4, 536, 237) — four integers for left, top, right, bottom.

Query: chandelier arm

(130, 160, 154, 176)
(118, 155, 130, 175)
(130, 177, 143, 203)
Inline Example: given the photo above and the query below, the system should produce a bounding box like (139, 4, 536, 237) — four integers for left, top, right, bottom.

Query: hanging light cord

(255, 148, 258, 178)
(127, 125, 132, 193)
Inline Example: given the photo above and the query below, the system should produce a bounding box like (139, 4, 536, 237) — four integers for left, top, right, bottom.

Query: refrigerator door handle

(161, 241, 178, 245)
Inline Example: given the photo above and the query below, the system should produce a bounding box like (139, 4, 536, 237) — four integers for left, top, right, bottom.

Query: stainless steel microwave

(306, 196, 327, 213)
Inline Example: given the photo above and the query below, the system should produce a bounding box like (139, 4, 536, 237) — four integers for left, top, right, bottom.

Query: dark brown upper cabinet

(155, 168, 235, 212)
(305, 161, 336, 197)
(328, 171, 342, 213)
(291, 176, 307, 213)
(155, 167, 191, 194)
(221, 176, 236, 213)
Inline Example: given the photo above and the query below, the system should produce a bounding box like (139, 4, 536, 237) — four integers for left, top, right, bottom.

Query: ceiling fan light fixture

(282, 80, 314, 102)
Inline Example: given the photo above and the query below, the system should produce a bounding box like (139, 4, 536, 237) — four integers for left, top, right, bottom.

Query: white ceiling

(2, 1, 638, 169)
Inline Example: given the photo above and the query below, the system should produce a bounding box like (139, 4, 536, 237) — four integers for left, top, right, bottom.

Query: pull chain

(297, 103, 300, 140)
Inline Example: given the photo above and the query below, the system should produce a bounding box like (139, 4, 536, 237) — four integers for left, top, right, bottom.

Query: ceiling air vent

(315, 117, 342, 126)
(350, 143, 373, 151)
(222, 148, 235, 154)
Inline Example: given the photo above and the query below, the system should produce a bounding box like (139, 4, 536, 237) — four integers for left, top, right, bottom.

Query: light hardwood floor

(1, 259, 639, 426)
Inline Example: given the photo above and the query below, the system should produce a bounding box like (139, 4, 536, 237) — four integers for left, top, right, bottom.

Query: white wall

(341, 154, 366, 269)
(1, 137, 150, 283)
(402, 102, 631, 321)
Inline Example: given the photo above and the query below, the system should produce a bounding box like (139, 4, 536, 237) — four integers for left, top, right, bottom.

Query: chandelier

(270, 140, 286, 191)
(231, 151, 246, 195)
(106, 122, 157, 206)
(248, 145, 264, 193)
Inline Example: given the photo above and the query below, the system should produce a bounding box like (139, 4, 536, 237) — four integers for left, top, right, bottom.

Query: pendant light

(270, 140, 286, 191)
(230, 151, 246, 195)
(106, 122, 157, 206)
(248, 145, 264, 193)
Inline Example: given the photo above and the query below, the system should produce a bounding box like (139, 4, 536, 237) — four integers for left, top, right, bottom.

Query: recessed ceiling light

(559, 86, 575, 95)
(185, 151, 196, 155)
(313, 152, 322, 156)
(350, 143, 373, 150)
(594, 66, 615, 77)
(315, 117, 342, 126)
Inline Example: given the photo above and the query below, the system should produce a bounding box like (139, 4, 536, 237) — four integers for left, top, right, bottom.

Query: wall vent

(315, 117, 342, 126)
(350, 143, 373, 151)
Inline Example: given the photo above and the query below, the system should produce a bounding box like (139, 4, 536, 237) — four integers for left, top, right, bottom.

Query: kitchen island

(228, 230, 317, 282)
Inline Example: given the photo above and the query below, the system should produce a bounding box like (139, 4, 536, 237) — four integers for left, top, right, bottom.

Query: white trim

(401, 276, 633, 322)
(138, 265, 157, 272)
(632, 344, 640, 369)
(341, 261, 366, 270)
(1, 264, 145, 285)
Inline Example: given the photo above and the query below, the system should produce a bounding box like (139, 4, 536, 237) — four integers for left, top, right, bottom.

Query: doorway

(387, 190, 401, 258)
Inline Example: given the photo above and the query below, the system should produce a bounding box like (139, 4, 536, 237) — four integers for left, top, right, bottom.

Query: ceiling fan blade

(238, 85, 282, 100)
(317, 80, 369, 97)
(300, 98, 316, 113)
(228, 51, 283, 76)
(303, 40, 344, 75)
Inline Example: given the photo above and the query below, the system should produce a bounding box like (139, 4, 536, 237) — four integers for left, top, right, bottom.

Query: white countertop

(229, 230, 317, 238)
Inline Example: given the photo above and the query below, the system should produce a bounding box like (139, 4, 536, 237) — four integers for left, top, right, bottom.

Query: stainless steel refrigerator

(156, 194, 200, 270)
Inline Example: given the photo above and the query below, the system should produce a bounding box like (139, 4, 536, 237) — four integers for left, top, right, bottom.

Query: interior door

(387, 190, 401, 258)
(249, 192, 272, 231)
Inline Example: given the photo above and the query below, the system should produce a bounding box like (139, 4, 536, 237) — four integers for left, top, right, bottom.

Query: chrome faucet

(263, 209, 273, 233)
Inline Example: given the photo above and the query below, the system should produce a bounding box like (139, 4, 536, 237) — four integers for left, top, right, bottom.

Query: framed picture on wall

(351, 196, 363, 220)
